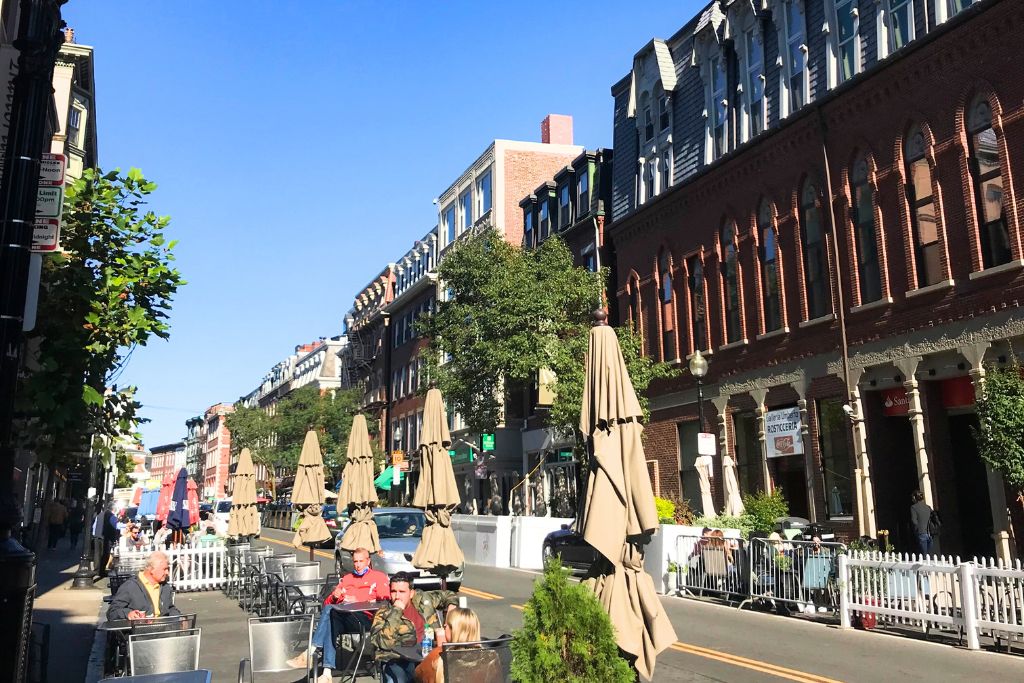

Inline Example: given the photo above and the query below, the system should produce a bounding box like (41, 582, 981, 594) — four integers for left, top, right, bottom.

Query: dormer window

(659, 94, 670, 131)
(578, 169, 590, 214)
(539, 200, 550, 239)
(644, 107, 654, 142)
(558, 184, 571, 228)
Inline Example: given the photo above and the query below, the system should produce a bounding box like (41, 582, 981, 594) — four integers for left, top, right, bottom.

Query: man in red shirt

(288, 547, 390, 682)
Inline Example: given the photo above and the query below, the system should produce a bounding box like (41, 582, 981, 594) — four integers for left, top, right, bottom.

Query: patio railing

(118, 543, 228, 592)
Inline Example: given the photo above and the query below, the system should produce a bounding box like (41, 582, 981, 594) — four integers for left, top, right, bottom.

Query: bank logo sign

(765, 406, 803, 458)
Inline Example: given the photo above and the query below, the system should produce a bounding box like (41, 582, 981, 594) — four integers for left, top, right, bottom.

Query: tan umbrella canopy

(338, 415, 381, 554)
(411, 388, 463, 577)
(291, 430, 332, 549)
(721, 455, 745, 516)
(228, 448, 260, 537)
(694, 455, 716, 518)
(579, 318, 676, 682)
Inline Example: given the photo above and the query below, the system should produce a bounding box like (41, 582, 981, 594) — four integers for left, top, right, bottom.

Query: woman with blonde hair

(415, 607, 499, 683)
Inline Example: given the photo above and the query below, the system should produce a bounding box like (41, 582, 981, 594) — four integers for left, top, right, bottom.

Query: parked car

(212, 499, 231, 535)
(335, 507, 464, 590)
(542, 522, 598, 573)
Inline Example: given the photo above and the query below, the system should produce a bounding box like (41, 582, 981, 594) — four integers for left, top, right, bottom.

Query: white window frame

(705, 54, 729, 164)
(661, 149, 673, 192)
(831, 0, 861, 86)
(476, 171, 492, 216)
(459, 189, 473, 234)
(774, 0, 809, 119)
(741, 20, 766, 142)
(937, 0, 974, 24)
(877, 0, 915, 60)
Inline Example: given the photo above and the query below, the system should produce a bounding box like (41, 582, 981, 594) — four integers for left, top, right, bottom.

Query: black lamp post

(391, 424, 403, 504)
(688, 349, 709, 431)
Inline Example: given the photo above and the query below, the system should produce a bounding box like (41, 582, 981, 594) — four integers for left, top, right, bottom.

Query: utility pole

(0, 2, 66, 680)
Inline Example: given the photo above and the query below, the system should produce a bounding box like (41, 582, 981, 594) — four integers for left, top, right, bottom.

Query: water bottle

(421, 630, 433, 657)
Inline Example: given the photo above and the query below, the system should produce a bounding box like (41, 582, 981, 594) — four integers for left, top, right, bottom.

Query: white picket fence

(117, 542, 228, 592)
(838, 550, 1024, 650)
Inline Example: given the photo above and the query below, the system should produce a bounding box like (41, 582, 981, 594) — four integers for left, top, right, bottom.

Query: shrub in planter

(654, 496, 676, 524)
(741, 490, 789, 534)
(691, 514, 755, 539)
(511, 558, 634, 683)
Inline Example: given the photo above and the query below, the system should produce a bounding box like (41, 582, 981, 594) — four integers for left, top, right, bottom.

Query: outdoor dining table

(100, 670, 211, 683)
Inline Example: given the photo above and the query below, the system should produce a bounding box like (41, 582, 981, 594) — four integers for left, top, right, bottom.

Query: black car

(542, 522, 598, 573)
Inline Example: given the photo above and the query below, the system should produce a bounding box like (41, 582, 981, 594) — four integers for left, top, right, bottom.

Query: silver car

(334, 507, 464, 590)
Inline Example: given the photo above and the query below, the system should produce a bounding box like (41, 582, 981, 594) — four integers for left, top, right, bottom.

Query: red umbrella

(186, 478, 200, 526)
(131, 486, 142, 506)
(155, 474, 174, 522)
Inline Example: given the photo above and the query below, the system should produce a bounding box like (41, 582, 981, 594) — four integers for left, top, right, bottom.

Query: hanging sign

(765, 406, 804, 458)
(697, 432, 716, 456)
(880, 387, 910, 416)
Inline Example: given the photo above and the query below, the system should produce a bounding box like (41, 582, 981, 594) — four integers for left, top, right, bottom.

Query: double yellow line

(668, 641, 841, 683)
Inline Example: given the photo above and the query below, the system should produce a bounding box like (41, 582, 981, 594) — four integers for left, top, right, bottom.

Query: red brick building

(609, 0, 1023, 559)
(201, 403, 234, 500)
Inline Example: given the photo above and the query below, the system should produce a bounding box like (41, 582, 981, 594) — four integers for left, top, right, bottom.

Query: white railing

(838, 550, 1024, 650)
(117, 542, 228, 592)
(675, 533, 748, 601)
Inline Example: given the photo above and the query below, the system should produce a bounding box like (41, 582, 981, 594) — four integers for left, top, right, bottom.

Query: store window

(817, 398, 853, 518)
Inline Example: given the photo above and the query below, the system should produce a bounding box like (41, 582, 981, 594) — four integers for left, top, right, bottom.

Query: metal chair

(255, 555, 296, 616)
(130, 614, 198, 637)
(238, 614, 316, 682)
(128, 628, 201, 676)
(283, 562, 321, 583)
(440, 635, 513, 683)
(331, 609, 379, 682)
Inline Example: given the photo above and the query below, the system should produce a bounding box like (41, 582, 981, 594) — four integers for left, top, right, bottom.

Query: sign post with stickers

(32, 152, 65, 253)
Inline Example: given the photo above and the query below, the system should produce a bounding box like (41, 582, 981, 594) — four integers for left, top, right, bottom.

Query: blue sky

(62, 0, 701, 447)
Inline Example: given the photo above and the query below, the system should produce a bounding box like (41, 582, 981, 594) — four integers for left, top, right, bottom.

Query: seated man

(107, 551, 180, 621)
(371, 572, 457, 683)
(287, 547, 391, 683)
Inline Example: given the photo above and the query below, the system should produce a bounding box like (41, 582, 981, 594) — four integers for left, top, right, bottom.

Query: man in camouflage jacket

(371, 571, 457, 682)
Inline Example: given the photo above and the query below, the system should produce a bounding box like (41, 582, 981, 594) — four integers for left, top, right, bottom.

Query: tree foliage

(17, 168, 184, 464)
(973, 361, 1024, 496)
(511, 557, 635, 683)
(227, 385, 363, 479)
(421, 229, 675, 446)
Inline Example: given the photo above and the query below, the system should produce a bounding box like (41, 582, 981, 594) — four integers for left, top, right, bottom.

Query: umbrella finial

(592, 308, 608, 326)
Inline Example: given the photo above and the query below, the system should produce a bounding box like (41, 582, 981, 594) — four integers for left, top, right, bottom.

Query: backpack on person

(927, 509, 942, 536)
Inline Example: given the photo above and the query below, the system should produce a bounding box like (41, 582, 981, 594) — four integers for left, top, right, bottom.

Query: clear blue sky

(62, 0, 702, 448)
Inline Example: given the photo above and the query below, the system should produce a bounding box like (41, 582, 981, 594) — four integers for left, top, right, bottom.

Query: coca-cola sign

(881, 387, 910, 416)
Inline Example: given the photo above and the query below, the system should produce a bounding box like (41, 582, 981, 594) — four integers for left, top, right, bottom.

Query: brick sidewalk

(31, 539, 104, 683)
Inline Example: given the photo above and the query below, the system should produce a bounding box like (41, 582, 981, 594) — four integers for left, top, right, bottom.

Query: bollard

(958, 562, 980, 651)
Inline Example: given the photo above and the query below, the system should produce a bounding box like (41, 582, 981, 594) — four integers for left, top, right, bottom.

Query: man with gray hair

(107, 551, 180, 621)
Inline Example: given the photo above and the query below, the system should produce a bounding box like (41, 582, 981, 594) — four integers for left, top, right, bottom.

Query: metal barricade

(675, 533, 749, 602)
(742, 537, 845, 613)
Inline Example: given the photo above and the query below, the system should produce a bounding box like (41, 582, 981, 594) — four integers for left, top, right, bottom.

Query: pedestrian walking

(67, 499, 85, 548)
(44, 498, 68, 549)
(910, 491, 934, 555)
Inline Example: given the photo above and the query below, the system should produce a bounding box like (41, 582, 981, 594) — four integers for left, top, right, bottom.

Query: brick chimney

(541, 114, 573, 145)
(63, 27, 74, 44)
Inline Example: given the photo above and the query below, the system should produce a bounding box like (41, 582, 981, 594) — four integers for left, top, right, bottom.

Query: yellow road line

(458, 586, 502, 600)
(261, 535, 334, 560)
(510, 604, 525, 611)
(669, 642, 841, 683)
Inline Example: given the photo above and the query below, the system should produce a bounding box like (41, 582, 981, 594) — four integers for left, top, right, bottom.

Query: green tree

(228, 386, 363, 481)
(511, 558, 634, 683)
(113, 446, 137, 489)
(973, 361, 1024, 506)
(17, 168, 184, 463)
(421, 229, 675, 450)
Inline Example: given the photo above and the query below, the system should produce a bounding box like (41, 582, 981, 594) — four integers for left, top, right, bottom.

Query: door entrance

(946, 413, 994, 559)
(768, 455, 809, 520)
(867, 416, 919, 551)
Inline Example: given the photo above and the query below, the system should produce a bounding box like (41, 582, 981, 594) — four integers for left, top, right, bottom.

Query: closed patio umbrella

(291, 430, 332, 554)
(694, 455, 716, 517)
(155, 474, 174, 523)
(411, 388, 463, 583)
(338, 415, 381, 554)
(228, 448, 260, 538)
(578, 316, 676, 681)
(167, 468, 193, 545)
(721, 455, 745, 516)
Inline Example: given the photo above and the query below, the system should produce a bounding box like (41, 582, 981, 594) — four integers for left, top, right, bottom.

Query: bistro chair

(331, 608, 381, 682)
(440, 635, 513, 683)
(255, 554, 296, 616)
(130, 614, 198, 637)
(128, 628, 201, 676)
(238, 614, 316, 682)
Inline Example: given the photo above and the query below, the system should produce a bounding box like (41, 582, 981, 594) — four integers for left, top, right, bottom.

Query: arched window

(687, 255, 706, 352)
(641, 91, 654, 142)
(758, 201, 782, 332)
(850, 157, 882, 303)
(721, 223, 742, 343)
(904, 126, 942, 287)
(658, 250, 676, 360)
(800, 181, 832, 319)
(966, 98, 1010, 269)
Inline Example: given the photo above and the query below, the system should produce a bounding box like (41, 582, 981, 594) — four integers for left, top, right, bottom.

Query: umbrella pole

(308, 545, 314, 562)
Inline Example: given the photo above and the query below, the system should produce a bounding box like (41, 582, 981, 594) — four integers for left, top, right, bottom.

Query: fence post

(958, 562, 980, 650)
(838, 553, 851, 629)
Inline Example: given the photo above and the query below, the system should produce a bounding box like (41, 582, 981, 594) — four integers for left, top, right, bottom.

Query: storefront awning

(374, 466, 404, 489)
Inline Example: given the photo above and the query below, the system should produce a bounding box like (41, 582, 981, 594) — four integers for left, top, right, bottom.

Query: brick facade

(608, 0, 1024, 558)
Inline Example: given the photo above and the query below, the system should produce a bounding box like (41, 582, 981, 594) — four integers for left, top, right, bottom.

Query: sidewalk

(31, 538, 104, 683)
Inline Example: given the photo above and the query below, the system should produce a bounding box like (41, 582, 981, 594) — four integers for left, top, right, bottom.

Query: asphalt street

(260, 527, 1024, 682)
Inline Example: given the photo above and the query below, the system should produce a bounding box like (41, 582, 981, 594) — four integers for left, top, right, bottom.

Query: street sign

(391, 450, 405, 466)
(398, 461, 410, 471)
(38, 152, 66, 186)
(31, 219, 59, 252)
(697, 432, 716, 456)
(480, 433, 495, 452)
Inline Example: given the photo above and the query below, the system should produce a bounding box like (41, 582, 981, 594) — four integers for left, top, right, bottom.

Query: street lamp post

(688, 349, 709, 431)
(391, 424, 403, 504)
